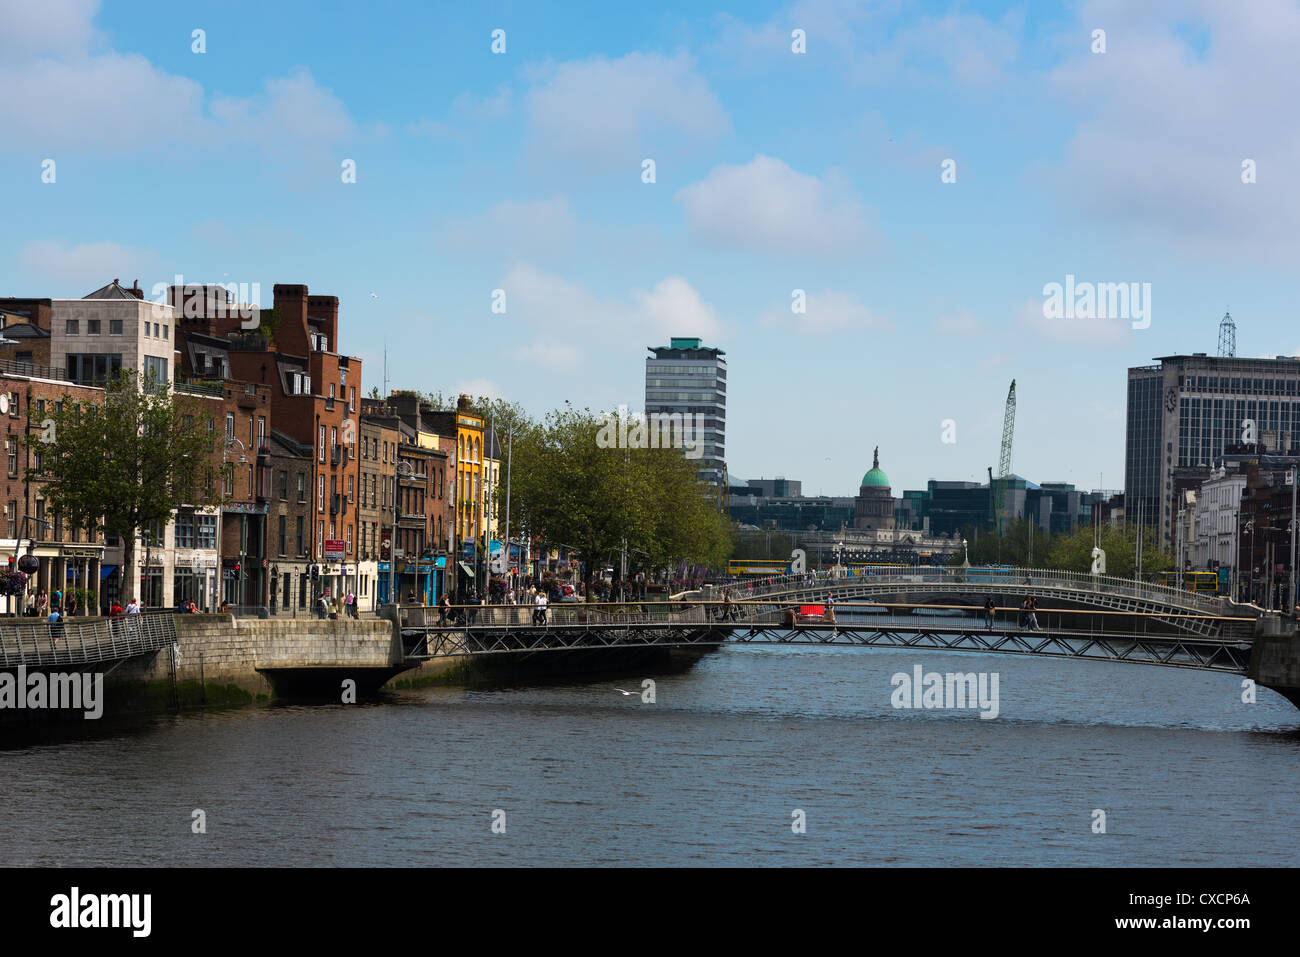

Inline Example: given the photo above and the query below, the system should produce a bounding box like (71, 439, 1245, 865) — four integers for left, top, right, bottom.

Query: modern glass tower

(645, 337, 727, 491)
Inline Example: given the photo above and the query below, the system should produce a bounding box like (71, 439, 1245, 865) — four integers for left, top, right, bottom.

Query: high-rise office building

(644, 337, 727, 490)
(1125, 353, 1300, 545)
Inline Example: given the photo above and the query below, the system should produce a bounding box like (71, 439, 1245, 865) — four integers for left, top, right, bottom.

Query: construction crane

(988, 380, 1017, 535)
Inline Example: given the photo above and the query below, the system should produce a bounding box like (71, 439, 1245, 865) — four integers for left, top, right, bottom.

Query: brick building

(173, 282, 363, 608)
(265, 430, 315, 615)
(358, 409, 400, 609)
(0, 370, 107, 614)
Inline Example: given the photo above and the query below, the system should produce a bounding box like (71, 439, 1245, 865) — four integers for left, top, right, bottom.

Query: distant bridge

(396, 566, 1265, 677)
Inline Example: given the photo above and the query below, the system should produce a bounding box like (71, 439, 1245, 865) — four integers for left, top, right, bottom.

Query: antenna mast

(1218, 311, 1236, 358)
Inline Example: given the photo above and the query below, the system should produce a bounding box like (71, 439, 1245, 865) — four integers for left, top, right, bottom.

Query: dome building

(853, 447, 895, 531)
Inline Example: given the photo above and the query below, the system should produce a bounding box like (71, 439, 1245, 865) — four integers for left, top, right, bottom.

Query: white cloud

(498, 265, 724, 349)
(760, 289, 889, 336)
(523, 52, 728, 169)
(15, 240, 159, 292)
(1048, 0, 1300, 258)
(675, 155, 874, 256)
(211, 69, 355, 150)
(0, 3, 354, 159)
(629, 276, 723, 339)
(409, 85, 512, 140)
(439, 197, 578, 264)
(712, 3, 1020, 87)
(0, 0, 101, 61)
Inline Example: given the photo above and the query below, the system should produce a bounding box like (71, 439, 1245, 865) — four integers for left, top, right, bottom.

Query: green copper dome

(860, 446, 889, 487)
(861, 467, 890, 487)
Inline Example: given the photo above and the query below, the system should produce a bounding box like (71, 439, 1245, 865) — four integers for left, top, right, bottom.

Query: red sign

(325, 539, 345, 560)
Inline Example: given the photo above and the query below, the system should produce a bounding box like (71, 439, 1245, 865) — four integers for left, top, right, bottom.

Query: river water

(3, 642, 1298, 867)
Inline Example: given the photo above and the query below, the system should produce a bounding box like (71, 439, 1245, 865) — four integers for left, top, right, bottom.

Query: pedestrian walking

(533, 588, 549, 626)
(315, 595, 328, 620)
(983, 597, 995, 632)
(1027, 596, 1040, 631)
(825, 592, 837, 630)
(1019, 597, 1030, 629)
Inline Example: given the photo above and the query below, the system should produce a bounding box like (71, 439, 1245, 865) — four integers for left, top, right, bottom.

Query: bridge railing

(0, 612, 177, 669)
(714, 566, 1225, 612)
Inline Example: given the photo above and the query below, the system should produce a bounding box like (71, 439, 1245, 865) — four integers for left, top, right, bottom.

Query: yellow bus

(727, 559, 791, 577)
(1161, 570, 1219, 594)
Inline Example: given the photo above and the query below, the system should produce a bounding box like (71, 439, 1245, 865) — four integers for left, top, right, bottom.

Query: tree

(509, 403, 730, 593)
(29, 371, 220, 603)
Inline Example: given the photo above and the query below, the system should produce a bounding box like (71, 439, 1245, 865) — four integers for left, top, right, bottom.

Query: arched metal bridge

(397, 566, 1267, 677)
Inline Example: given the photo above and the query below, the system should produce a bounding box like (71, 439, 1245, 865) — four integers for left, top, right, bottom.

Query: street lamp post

(1245, 518, 1256, 604)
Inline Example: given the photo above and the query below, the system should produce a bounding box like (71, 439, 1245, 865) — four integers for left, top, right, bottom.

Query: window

(226, 413, 235, 439)
(65, 319, 79, 335)
(278, 515, 287, 556)
(196, 515, 216, 549)
(318, 474, 324, 511)
(296, 517, 304, 555)
(109, 319, 123, 335)
(86, 319, 101, 335)
(297, 472, 306, 502)
(278, 470, 287, 500)
(258, 417, 266, 448)
(319, 425, 326, 462)
(7, 394, 16, 417)
(6, 437, 15, 477)
(5, 501, 14, 538)
(162, 325, 168, 340)
(143, 354, 167, 391)
(66, 353, 122, 386)
(346, 524, 353, 554)
(349, 386, 356, 412)
(175, 512, 196, 549)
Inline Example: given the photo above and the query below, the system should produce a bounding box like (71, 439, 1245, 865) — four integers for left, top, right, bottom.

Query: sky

(2, 0, 1298, 497)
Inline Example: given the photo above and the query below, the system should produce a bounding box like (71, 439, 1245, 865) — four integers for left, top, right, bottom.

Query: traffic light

(311, 564, 320, 580)
(232, 561, 242, 581)
(5, 556, 12, 572)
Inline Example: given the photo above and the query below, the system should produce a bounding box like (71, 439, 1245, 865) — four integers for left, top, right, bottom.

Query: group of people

(981, 596, 1040, 631)
(315, 591, 360, 620)
(23, 589, 78, 620)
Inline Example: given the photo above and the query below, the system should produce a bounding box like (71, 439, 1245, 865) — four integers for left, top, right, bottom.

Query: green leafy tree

(509, 403, 730, 592)
(29, 371, 220, 603)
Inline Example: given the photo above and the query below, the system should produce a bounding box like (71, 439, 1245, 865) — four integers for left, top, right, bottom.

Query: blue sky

(3, 0, 1298, 496)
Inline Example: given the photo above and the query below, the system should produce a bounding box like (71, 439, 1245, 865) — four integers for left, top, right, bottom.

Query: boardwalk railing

(0, 612, 176, 669)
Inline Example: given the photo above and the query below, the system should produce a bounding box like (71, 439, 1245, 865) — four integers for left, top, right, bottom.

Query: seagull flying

(615, 688, 637, 696)
(369, 292, 379, 299)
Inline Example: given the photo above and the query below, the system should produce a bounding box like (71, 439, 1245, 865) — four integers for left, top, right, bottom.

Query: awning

(457, 562, 474, 577)
(100, 565, 118, 579)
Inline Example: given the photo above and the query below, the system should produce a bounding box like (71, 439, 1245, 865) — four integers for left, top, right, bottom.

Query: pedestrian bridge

(386, 564, 1300, 702)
